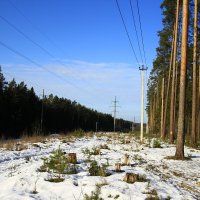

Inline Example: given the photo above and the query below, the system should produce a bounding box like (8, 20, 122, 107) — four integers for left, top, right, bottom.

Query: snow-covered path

(0, 133, 200, 200)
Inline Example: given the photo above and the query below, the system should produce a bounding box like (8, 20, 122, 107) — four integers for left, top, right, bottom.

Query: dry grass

(0, 134, 49, 150)
(0, 131, 96, 151)
(179, 182, 199, 194)
(21, 134, 48, 144)
(196, 182, 200, 187)
(164, 155, 191, 161)
(0, 139, 28, 151)
(172, 171, 184, 178)
(0, 139, 17, 150)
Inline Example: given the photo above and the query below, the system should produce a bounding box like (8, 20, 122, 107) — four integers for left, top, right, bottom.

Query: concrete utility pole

(112, 96, 119, 132)
(139, 65, 147, 143)
(96, 122, 98, 132)
(41, 89, 44, 134)
(132, 116, 135, 132)
(131, 116, 135, 132)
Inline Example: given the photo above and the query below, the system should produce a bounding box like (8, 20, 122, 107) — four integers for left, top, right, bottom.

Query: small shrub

(45, 148, 67, 174)
(84, 184, 103, 200)
(45, 176, 64, 183)
(8, 164, 17, 177)
(150, 138, 162, 148)
(145, 195, 160, 200)
(65, 163, 77, 174)
(82, 147, 101, 161)
(38, 147, 77, 178)
(92, 147, 101, 155)
(73, 129, 85, 138)
(89, 160, 108, 177)
(82, 148, 92, 161)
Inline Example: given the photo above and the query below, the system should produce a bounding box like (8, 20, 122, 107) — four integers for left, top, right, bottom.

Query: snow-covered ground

(0, 133, 200, 200)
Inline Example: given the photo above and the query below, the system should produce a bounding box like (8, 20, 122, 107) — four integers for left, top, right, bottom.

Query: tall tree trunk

(152, 93, 156, 135)
(156, 81, 159, 135)
(175, 0, 189, 159)
(191, 0, 198, 147)
(149, 100, 153, 134)
(162, 24, 176, 139)
(170, 0, 180, 144)
(160, 75, 165, 137)
(153, 91, 157, 135)
(198, 54, 200, 140)
(173, 61, 178, 136)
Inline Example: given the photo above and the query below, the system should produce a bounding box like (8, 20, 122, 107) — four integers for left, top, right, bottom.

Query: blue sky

(0, 0, 163, 122)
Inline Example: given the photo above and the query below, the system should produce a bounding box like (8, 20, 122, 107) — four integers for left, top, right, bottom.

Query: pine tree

(175, 0, 189, 159)
(191, 0, 198, 147)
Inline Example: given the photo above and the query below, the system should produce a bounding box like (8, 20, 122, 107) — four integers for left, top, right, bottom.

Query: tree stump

(123, 173, 139, 183)
(124, 137, 130, 144)
(124, 153, 130, 165)
(67, 153, 77, 164)
(115, 163, 121, 172)
(96, 148, 101, 155)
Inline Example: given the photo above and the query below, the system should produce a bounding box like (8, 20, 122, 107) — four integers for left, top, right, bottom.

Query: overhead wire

(0, 40, 81, 90)
(115, 0, 140, 67)
(0, 15, 97, 91)
(1, 0, 141, 108)
(129, 0, 144, 65)
(135, 0, 147, 67)
(0, 40, 108, 103)
(0, 15, 66, 65)
(7, 0, 66, 56)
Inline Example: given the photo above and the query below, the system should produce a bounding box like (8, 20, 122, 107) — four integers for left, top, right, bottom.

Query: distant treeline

(0, 68, 131, 138)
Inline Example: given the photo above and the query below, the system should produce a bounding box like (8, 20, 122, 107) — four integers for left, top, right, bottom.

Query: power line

(0, 15, 68, 67)
(0, 15, 101, 91)
(115, 0, 140, 67)
(0, 40, 81, 90)
(0, 41, 108, 104)
(0, 14, 98, 92)
(129, 0, 144, 64)
(7, 0, 66, 56)
(136, 0, 147, 67)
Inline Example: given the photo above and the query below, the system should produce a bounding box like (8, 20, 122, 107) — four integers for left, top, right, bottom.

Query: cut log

(67, 153, 77, 164)
(115, 163, 121, 172)
(123, 173, 139, 183)
(124, 153, 130, 165)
